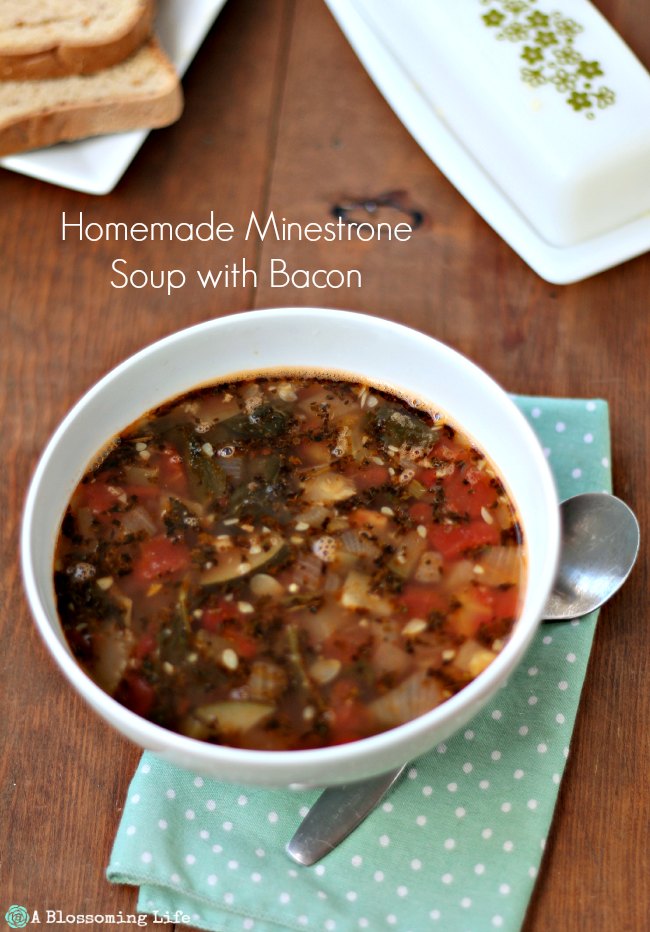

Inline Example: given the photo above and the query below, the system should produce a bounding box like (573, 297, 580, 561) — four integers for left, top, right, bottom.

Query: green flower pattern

(480, 0, 615, 117)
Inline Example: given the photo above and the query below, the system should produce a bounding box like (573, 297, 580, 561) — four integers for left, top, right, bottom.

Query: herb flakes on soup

(54, 375, 525, 750)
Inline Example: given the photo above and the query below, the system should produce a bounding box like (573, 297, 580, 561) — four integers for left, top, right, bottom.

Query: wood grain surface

(1, 1, 647, 930)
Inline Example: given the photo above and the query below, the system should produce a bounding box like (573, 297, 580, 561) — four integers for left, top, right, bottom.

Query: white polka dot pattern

(107, 398, 611, 932)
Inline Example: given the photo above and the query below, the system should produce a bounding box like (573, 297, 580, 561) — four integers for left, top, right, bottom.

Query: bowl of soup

(21, 308, 559, 787)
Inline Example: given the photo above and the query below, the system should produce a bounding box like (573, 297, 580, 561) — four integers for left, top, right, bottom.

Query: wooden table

(1, 2, 647, 929)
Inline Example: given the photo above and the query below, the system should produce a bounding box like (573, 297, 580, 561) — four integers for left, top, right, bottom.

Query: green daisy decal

(554, 45, 582, 66)
(568, 90, 592, 111)
(552, 69, 576, 92)
(479, 0, 616, 117)
(578, 60, 604, 79)
(521, 45, 544, 64)
(521, 67, 546, 87)
(595, 87, 615, 108)
(535, 29, 558, 47)
(555, 17, 582, 38)
(483, 10, 506, 27)
(503, 21, 529, 41)
(527, 11, 550, 28)
(504, 1, 528, 12)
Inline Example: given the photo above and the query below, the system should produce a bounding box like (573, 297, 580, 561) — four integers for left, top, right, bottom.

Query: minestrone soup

(54, 375, 525, 750)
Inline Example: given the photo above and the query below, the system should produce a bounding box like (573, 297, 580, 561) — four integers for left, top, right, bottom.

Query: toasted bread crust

(0, 0, 155, 79)
(0, 40, 183, 157)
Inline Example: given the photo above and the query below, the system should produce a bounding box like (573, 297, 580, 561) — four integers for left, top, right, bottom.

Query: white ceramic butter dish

(325, 0, 650, 283)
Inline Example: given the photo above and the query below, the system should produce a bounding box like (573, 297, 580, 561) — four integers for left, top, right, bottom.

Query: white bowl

(21, 308, 559, 787)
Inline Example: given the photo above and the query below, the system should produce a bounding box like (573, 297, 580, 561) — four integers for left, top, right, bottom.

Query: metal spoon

(286, 492, 639, 866)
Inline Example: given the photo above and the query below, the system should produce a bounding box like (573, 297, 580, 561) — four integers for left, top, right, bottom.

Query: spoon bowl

(544, 492, 640, 620)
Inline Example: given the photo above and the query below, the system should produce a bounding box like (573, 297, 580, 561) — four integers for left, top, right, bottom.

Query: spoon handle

(285, 765, 406, 865)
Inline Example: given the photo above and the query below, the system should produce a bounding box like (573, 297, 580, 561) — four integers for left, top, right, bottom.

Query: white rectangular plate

(0, 0, 228, 195)
(325, 0, 650, 284)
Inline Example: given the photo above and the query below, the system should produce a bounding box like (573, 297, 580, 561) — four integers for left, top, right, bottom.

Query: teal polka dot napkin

(108, 397, 611, 932)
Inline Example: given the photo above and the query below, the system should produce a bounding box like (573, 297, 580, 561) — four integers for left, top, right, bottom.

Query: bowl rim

(21, 307, 560, 779)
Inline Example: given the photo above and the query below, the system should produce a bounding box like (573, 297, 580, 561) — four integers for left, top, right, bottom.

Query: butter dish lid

(325, 0, 650, 283)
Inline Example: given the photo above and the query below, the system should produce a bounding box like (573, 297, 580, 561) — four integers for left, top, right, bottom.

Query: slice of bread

(0, 38, 183, 156)
(0, 0, 155, 79)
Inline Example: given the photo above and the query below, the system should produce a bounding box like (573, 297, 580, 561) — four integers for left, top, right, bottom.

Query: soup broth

(54, 375, 525, 750)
